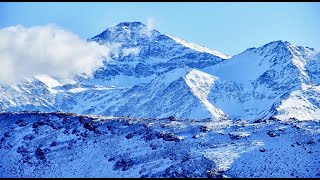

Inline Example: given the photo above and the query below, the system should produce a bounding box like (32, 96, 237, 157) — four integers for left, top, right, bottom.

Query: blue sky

(1, 2, 319, 56)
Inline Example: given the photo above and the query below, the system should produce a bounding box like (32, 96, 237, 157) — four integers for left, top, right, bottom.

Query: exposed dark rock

(50, 141, 58, 147)
(80, 131, 89, 138)
(125, 133, 134, 139)
(229, 132, 249, 140)
(68, 139, 77, 149)
(17, 146, 28, 155)
(72, 128, 79, 134)
(15, 119, 27, 127)
(23, 134, 35, 141)
(259, 148, 266, 152)
(289, 117, 298, 121)
(267, 129, 284, 137)
(306, 140, 315, 145)
(163, 133, 180, 142)
(156, 131, 166, 139)
(35, 147, 46, 161)
(168, 116, 176, 121)
(200, 125, 210, 132)
(48, 122, 61, 130)
(296, 141, 302, 146)
(108, 157, 115, 162)
(142, 132, 154, 142)
(32, 121, 46, 128)
(268, 116, 278, 121)
(254, 119, 267, 123)
(113, 159, 134, 171)
(4, 132, 11, 138)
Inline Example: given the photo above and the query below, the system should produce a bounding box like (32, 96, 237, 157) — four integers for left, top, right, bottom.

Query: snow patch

(203, 141, 264, 171)
(184, 69, 227, 120)
(122, 47, 140, 57)
(69, 88, 88, 93)
(166, 34, 231, 59)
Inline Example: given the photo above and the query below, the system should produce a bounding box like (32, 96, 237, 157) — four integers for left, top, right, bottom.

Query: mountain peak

(241, 40, 291, 55)
(261, 40, 290, 49)
(260, 40, 318, 60)
(89, 21, 159, 44)
(116, 22, 146, 28)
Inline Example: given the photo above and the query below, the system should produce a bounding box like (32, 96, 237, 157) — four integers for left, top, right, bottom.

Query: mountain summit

(81, 22, 228, 87)
(90, 22, 159, 45)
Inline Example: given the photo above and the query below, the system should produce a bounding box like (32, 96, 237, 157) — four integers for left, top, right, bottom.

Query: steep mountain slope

(275, 84, 320, 121)
(0, 77, 56, 112)
(57, 67, 228, 120)
(79, 22, 228, 87)
(202, 41, 320, 121)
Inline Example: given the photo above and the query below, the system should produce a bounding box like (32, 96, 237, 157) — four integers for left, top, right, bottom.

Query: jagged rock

(259, 148, 266, 152)
(15, 119, 27, 127)
(200, 125, 210, 132)
(50, 141, 57, 147)
(35, 147, 46, 161)
(163, 133, 180, 142)
(168, 116, 176, 121)
(23, 134, 35, 141)
(113, 159, 134, 171)
(83, 122, 97, 131)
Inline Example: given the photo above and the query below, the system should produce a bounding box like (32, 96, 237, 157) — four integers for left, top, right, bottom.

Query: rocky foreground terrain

(0, 112, 319, 178)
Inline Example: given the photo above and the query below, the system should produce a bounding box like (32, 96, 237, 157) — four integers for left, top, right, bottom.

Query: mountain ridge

(0, 21, 319, 122)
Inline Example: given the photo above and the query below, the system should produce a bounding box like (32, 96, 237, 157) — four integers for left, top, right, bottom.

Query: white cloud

(105, 42, 122, 59)
(141, 17, 156, 37)
(122, 47, 140, 57)
(147, 18, 155, 32)
(0, 24, 110, 84)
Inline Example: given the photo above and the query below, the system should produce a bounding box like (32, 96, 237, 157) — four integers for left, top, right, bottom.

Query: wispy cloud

(0, 24, 109, 84)
(147, 18, 155, 32)
(122, 47, 140, 57)
(141, 17, 156, 37)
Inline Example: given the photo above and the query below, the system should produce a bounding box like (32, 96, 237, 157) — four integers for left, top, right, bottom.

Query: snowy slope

(0, 112, 319, 178)
(183, 69, 227, 119)
(275, 84, 320, 121)
(79, 22, 227, 87)
(61, 67, 228, 120)
(202, 40, 320, 121)
(0, 78, 57, 112)
(166, 34, 231, 59)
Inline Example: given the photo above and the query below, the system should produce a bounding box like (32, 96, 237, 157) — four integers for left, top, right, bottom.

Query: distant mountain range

(1, 22, 319, 121)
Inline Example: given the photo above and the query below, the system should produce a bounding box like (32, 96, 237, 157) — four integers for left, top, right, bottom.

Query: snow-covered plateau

(0, 22, 319, 177)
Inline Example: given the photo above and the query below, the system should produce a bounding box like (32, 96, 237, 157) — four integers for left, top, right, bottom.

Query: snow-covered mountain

(0, 77, 56, 112)
(202, 40, 320, 121)
(0, 22, 319, 122)
(49, 67, 228, 120)
(80, 22, 228, 87)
